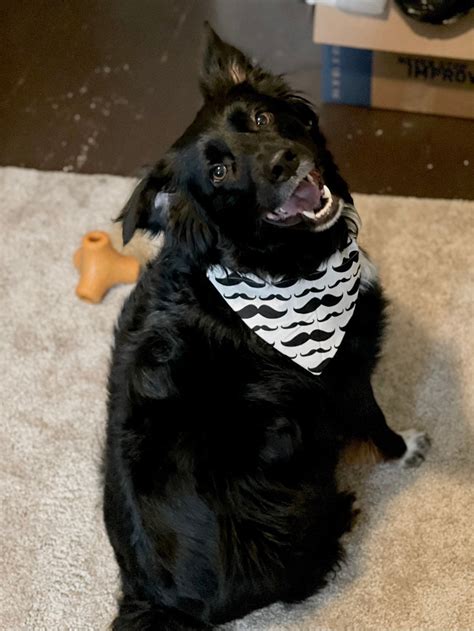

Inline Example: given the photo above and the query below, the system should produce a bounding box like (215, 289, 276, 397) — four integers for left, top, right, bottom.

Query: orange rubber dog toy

(74, 231, 140, 303)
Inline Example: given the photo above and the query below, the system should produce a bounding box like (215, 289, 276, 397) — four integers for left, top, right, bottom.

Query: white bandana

(207, 237, 360, 375)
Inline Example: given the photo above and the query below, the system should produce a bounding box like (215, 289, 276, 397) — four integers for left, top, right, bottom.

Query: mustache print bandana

(206, 237, 360, 375)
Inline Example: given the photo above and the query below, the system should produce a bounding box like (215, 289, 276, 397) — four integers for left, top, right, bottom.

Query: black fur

(103, 26, 408, 630)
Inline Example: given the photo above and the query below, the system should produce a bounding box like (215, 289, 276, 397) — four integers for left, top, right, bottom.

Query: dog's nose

(269, 149, 299, 182)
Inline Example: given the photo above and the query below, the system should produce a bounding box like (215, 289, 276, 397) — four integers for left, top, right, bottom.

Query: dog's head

(121, 26, 353, 265)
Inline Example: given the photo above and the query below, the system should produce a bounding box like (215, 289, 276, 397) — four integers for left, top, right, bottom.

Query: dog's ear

(118, 162, 174, 245)
(200, 23, 254, 99)
(200, 23, 292, 100)
(170, 206, 217, 261)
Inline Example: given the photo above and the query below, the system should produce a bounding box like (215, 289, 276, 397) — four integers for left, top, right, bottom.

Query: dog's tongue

(280, 177, 323, 216)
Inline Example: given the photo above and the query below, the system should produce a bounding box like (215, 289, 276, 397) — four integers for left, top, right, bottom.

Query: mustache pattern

(332, 251, 359, 274)
(281, 320, 315, 330)
(347, 278, 360, 296)
(304, 269, 327, 282)
(294, 285, 326, 298)
(281, 329, 335, 347)
(309, 357, 332, 374)
(345, 298, 358, 312)
(273, 277, 299, 289)
(273, 269, 326, 288)
(327, 269, 355, 289)
(318, 310, 344, 323)
(206, 238, 361, 380)
(223, 292, 293, 302)
(294, 293, 343, 314)
(300, 347, 332, 357)
(328, 268, 359, 289)
(252, 324, 278, 332)
(260, 293, 291, 302)
(224, 293, 256, 300)
(215, 275, 265, 289)
(237, 305, 288, 319)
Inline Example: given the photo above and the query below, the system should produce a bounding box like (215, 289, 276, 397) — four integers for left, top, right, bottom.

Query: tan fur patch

(109, 222, 163, 268)
(341, 438, 385, 465)
(229, 59, 246, 85)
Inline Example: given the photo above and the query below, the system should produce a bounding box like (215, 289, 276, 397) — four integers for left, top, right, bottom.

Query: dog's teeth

(302, 210, 315, 219)
(306, 173, 315, 185)
(266, 212, 281, 220)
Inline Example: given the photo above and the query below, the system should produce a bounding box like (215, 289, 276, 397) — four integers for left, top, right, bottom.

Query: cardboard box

(314, 2, 474, 61)
(321, 46, 474, 118)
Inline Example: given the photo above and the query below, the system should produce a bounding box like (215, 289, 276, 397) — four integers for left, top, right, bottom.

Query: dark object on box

(394, 0, 473, 24)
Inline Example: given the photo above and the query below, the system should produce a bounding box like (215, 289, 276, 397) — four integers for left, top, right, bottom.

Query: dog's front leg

(340, 377, 431, 468)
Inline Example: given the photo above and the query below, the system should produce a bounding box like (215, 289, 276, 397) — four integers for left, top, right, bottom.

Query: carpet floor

(1, 166, 473, 630)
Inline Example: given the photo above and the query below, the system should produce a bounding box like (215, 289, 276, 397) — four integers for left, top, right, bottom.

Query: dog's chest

(207, 238, 361, 375)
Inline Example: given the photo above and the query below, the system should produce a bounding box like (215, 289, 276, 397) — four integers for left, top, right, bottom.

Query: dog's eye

(210, 164, 227, 183)
(255, 112, 273, 127)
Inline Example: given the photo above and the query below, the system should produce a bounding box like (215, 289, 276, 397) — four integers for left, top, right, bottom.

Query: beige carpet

(1, 166, 473, 631)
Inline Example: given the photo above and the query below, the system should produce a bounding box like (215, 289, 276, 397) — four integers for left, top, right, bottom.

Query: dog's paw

(398, 428, 431, 468)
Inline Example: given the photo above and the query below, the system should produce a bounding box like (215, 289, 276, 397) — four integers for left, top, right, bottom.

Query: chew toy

(73, 231, 140, 303)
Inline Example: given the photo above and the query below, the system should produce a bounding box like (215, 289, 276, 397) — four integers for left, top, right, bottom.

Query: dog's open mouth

(264, 170, 342, 231)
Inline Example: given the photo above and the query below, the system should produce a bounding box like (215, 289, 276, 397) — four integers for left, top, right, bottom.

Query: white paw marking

(398, 428, 431, 468)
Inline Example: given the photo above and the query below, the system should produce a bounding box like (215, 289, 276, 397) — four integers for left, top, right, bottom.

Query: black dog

(103, 26, 430, 630)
